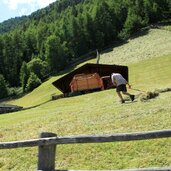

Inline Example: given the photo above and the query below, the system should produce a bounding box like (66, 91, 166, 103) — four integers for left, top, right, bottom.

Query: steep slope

(0, 0, 85, 34)
(6, 28, 171, 108)
(0, 16, 28, 34)
(0, 28, 171, 170)
(100, 28, 171, 65)
(0, 54, 171, 170)
(0, 0, 170, 89)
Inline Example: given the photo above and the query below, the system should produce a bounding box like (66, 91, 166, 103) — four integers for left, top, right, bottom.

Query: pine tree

(45, 35, 67, 72)
(0, 37, 4, 75)
(0, 74, 8, 99)
(20, 61, 29, 92)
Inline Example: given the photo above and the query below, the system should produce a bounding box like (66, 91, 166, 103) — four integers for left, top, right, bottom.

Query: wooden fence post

(37, 132, 57, 171)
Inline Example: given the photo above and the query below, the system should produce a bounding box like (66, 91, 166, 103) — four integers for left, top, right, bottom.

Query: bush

(27, 58, 50, 81)
(26, 72, 42, 92)
(8, 87, 23, 97)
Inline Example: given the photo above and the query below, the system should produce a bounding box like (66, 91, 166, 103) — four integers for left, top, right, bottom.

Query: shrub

(26, 72, 42, 92)
(27, 58, 50, 81)
(8, 87, 23, 97)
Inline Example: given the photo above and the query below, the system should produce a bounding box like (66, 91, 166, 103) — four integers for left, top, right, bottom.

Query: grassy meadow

(100, 28, 171, 65)
(0, 28, 171, 170)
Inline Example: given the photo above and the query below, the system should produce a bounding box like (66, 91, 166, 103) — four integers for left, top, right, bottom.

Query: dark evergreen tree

(12, 31, 24, 86)
(0, 37, 4, 75)
(24, 29, 38, 62)
(84, 13, 96, 49)
(36, 22, 49, 60)
(45, 35, 68, 72)
(121, 7, 144, 38)
(20, 61, 29, 92)
(0, 74, 8, 99)
(2, 34, 18, 86)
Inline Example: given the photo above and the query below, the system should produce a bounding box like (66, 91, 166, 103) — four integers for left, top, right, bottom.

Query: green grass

(0, 28, 171, 170)
(162, 25, 171, 31)
(129, 54, 171, 90)
(100, 28, 171, 65)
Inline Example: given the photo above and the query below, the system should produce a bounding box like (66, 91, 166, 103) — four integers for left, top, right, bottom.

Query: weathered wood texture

(38, 132, 57, 171)
(1, 129, 171, 149)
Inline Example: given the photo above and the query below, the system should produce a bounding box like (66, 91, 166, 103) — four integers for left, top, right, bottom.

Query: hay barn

(52, 63, 128, 96)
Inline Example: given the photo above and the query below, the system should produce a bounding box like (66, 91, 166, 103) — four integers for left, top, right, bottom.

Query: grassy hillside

(0, 28, 171, 170)
(100, 28, 171, 65)
(6, 28, 171, 108)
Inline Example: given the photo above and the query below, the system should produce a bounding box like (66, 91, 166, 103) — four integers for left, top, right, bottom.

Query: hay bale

(139, 91, 159, 102)
(155, 87, 171, 93)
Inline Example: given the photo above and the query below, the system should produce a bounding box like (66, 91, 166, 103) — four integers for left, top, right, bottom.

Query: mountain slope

(0, 16, 28, 34)
(5, 28, 171, 108)
(0, 54, 171, 170)
(0, 0, 85, 34)
(100, 28, 171, 65)
(0, 27, 171, 170)
(0, 0, 170, 91)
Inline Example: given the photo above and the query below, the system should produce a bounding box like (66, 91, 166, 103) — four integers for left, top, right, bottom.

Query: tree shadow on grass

(0, 99, 53, 115)
(129, 27, 150, 40)
(22, 99, 52, 111)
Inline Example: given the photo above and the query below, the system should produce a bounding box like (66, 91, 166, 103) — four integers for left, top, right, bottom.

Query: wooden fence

(0, 129, 171, 171)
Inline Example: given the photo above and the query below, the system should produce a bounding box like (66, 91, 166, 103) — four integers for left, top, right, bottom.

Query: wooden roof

(52, 63, 128, 94)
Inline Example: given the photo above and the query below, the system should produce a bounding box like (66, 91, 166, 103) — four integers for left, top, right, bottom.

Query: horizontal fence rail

(1, 130, 171, 171)
(1, 129, 171, 149)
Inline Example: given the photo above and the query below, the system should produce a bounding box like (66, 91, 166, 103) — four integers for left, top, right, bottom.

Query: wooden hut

(52, 63, 128, 96)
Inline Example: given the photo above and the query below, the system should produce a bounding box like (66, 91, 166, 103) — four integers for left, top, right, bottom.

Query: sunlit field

(0, 27, 171, 171)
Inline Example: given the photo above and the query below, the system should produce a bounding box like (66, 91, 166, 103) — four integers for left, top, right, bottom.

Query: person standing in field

(111, 73, 135, 103)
